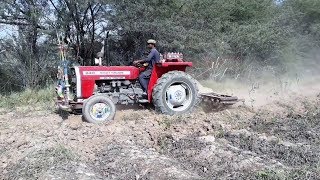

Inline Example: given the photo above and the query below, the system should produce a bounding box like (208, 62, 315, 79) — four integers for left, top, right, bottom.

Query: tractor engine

(95, 80, 144, 104)
(68, 65, 145, 106)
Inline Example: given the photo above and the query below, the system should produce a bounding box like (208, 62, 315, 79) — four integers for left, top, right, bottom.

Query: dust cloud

(198, 53, 320, 108)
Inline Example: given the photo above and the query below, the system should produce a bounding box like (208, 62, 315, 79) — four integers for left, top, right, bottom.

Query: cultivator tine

(200, 93, 241, 106)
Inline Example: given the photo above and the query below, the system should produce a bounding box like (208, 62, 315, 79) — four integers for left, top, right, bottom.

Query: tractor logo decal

(99, 77, 126, 80)
(83, 71, 131, 76)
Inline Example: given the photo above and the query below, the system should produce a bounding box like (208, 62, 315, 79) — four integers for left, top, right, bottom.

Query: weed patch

(0, 86, 55, 111)
(6, 145, 77, 179)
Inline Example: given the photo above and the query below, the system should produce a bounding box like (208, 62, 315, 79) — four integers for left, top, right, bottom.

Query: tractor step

(200, 93, 242, 106)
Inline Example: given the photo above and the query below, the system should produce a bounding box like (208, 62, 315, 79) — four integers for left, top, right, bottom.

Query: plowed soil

(1, 81, 320, 179)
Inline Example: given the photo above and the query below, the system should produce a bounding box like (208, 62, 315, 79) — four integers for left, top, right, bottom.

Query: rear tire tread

(152, 71, 200, 115)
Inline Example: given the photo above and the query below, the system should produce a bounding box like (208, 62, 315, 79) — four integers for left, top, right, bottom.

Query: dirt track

(1, 82, 320, 179)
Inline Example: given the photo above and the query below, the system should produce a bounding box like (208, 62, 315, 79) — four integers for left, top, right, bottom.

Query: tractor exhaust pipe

(104, 31, 110, 66)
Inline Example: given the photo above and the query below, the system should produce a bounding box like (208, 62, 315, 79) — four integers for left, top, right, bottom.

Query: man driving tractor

(133, 39, 160, 95)
(56, 38, 241, 124)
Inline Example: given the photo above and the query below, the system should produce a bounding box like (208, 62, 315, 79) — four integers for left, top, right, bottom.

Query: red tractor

(56, 53, 239, 124)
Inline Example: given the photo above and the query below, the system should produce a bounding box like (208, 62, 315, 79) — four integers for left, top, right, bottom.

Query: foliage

(0, 0, 319, 91)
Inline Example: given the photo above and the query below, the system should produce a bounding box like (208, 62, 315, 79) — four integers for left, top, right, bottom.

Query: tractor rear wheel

(152, 71, 200, 115)
(82, 95, 116, 124)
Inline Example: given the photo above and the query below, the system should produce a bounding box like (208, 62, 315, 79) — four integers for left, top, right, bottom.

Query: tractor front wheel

(152, 71, 200, 115)
(82, 95, 116, 124)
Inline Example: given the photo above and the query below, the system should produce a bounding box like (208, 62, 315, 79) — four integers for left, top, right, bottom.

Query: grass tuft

(0, 85, 55, 111)
(7, 145, 77, 179)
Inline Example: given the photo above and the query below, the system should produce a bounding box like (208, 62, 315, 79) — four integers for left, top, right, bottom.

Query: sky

(0, 25, 18, 39)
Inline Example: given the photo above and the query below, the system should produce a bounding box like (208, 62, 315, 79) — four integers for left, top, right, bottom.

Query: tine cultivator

(200, 93, 242, 106)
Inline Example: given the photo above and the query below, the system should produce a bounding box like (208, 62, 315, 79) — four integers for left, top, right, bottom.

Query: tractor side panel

(147, 65, 189, 102)
(78, 66, 141, 99)
(81, 80, 96, 99)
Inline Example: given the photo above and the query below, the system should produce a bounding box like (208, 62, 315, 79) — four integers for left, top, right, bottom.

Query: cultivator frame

(57, 92, 242, 113)
(200, 93, 242, 106)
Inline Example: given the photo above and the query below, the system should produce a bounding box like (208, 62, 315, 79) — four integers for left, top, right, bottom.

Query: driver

(134, 39, 160, 95)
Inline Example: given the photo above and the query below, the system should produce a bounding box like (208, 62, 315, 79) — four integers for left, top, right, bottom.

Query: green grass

(0, 85, 55, 111)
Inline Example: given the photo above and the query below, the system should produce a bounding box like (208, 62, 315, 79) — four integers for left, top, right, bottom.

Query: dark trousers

(139, 69, 152, 92)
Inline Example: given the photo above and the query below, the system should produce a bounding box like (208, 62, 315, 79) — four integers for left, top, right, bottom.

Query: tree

(0, 0, 53, 89)
(0, 0, 319, 92)
(49, 0, 108, 65)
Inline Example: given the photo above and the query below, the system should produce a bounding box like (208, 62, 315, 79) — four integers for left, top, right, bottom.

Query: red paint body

(77, 62, 193, 102)
(147, 62, 192, 101)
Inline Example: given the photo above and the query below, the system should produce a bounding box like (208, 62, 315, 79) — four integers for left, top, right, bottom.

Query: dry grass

(7, 145, 77, 179)
(0, 85, 55, 111)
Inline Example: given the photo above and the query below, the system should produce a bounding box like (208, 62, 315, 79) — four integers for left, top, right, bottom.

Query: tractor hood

(73, 66, 142, 99)
(76, 66, 141, 80)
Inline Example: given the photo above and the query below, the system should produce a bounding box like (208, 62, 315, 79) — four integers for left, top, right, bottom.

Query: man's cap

(147, 39, 156, 44)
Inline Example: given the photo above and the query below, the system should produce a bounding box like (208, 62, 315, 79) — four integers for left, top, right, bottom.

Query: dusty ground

(1, 80, 320, 180)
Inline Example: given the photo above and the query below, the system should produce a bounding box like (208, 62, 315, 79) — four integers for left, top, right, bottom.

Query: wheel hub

(90, 103, 111, 120)
(166, 85, 187, 106)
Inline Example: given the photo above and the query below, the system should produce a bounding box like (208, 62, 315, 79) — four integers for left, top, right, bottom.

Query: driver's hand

(134, 60, 143, 65)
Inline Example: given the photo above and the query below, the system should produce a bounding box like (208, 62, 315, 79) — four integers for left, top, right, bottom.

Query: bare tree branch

(0, 20, 31, 26)
(48, 0, 60, 14)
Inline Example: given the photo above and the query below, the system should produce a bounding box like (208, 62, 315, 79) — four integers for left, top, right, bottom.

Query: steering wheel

(133, 61, 148, 68)
(134, 62, 143, 68)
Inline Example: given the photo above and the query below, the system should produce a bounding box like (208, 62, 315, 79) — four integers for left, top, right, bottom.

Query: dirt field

(1, 80, 320, 180)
